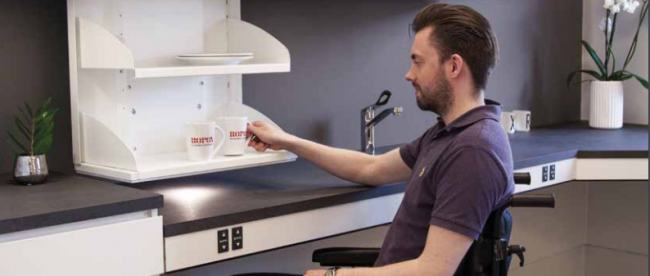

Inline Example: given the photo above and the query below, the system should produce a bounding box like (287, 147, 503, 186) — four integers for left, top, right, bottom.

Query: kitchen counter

(0, 172, 163, 235)
(136, 121, 647, 238)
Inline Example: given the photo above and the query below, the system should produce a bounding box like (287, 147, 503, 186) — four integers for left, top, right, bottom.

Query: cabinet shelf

(78, 150, 297, 183)
(78, 111, 297, 183)
(131, 64, 290, 79)
(77, 17, 290, 79)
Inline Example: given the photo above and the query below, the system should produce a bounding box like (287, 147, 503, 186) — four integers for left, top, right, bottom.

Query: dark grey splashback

(0, 0, 72, 173)
(0, 0, 583, 174)
(242, 0, 583, 149)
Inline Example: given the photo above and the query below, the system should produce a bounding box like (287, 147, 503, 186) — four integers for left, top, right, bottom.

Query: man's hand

(247, 121, 296, 152)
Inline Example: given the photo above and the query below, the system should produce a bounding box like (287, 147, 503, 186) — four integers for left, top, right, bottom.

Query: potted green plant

(6, 97, 59, 185)
(568, 0, 649, 129)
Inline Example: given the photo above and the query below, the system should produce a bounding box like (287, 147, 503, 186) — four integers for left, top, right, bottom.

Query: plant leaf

(610, 70, 634, 81)
(24, 101, 34, 119)
(34, 122, 54, 143)
(581, 40, 607, 77)
(6, 139, 23, 155)
(7, 131, 28, 154)
(35, 108, 58, 125)
(567, 69, 603, 88)
(14, 117, 31, 141)
(35, 97, 52, 117)
(16, 106, 31, 125)
(33, 133, 53, 155)
(623, 71, 649, 89)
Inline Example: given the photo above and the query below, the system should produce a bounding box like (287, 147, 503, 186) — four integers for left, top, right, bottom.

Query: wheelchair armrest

(312, 247, 380, 267)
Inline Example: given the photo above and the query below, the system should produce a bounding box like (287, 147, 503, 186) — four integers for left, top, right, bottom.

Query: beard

(414, 70, 454, 116)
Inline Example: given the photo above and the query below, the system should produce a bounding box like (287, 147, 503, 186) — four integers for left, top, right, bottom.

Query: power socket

(550, 164, 556, 181)
(542, 165, 549, 182)
(232, 226, 243, 250)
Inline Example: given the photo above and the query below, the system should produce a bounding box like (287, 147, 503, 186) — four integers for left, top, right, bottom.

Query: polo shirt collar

(436, 99, 503, 132)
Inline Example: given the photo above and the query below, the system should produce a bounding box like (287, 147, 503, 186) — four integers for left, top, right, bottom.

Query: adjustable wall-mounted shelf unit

(67, 0, 296, 183)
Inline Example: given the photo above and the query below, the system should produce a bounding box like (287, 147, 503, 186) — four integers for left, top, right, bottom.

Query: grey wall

(242, 0, 584, 150)
(0, 0, 582, 174)
(0, 0, 72, 174)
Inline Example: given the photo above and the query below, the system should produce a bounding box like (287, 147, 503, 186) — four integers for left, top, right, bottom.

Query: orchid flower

(598, 17, 613, 33)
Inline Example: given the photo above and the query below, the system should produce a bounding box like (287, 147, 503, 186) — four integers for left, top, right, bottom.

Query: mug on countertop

(513, 110, 531, 132)
(500, 111, 516, 134)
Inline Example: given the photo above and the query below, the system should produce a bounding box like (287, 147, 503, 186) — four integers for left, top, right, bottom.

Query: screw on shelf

(128, 85, 132, 90)
(131, 108, 136, 115)
(133, 147, 137, 152)
(197, 104, 202, 110)
(119, 69, 123, 74)
(200, 81, 205, 86)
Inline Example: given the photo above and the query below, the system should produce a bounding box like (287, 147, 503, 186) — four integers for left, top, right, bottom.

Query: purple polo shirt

(374, 99, 515, 267)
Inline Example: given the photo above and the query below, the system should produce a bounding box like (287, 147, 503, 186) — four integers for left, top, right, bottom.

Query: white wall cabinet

(67, 0, 296, 183)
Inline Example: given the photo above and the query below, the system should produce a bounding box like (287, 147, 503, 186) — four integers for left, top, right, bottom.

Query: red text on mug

(191, 137, 214, 144)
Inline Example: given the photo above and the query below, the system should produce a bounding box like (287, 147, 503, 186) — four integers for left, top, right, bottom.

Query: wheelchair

(235, 172, 555, 276)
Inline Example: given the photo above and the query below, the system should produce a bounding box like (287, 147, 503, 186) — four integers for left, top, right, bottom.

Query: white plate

(177, 53, 253, 57)
(176, 53, 254, 65)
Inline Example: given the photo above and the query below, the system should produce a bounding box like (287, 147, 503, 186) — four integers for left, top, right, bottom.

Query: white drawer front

(0, 216, 164, 276)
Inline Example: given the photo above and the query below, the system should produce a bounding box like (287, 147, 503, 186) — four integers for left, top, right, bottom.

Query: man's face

(405, 27, 453, 116)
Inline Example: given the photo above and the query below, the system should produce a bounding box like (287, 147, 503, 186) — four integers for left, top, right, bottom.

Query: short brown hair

(412, 4, 499, 92)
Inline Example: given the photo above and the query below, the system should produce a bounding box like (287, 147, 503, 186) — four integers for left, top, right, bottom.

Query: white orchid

(623, 0, 641, 13)
(598, 17, 613, 33)
(569, 0, 649, 89)
(604, 0, 641, 13)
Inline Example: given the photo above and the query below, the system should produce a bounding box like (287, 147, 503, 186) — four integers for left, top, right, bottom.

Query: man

(246, 3, 515, 276)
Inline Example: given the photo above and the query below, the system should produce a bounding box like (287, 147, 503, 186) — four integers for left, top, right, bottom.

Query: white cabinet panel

(0, 216, 164, 276)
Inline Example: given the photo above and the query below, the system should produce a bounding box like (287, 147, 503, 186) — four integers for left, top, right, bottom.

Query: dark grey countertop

(135, 121, 647, 237)
(0, 172, 163, 235)
(0, 122, 646, 238)
(509, 121, 648, 169)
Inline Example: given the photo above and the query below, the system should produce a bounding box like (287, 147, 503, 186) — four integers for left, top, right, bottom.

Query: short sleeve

(399, 134, 425, 169)
(429, 147, 508, 240)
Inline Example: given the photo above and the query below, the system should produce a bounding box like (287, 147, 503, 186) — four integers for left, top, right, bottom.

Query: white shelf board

(133, 63, 290, 79)
(76, 16, 291, 79)
(77, 150, 297, 183)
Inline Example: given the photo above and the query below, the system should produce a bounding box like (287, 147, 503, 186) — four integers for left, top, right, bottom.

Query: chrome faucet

(361, 90, 403, 155)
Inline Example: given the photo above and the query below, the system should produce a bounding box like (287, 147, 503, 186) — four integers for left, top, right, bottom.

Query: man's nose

(405, 67, 415, 82)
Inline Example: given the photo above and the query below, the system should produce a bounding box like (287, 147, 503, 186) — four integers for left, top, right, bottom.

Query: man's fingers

(253, 142, 268, 152)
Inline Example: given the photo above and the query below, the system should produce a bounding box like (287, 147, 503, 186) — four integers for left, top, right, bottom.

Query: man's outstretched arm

(247, 121, 411, 186)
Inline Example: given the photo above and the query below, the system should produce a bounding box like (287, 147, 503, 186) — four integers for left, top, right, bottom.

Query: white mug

(513, 110, 531, 132)
(185, 121, 226, 161)
(215, 117, 249, 156)
(500, 112, 516, 134)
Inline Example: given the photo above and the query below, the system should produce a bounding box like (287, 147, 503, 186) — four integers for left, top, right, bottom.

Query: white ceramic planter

(589, 81, 624, 129)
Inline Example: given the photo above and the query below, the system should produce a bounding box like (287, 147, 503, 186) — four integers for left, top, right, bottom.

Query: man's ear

(449, 54, 464, 78)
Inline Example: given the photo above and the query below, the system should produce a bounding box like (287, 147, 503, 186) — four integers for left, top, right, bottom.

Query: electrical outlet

(550, 164, 556, 181)
(218, 229, 229, 253)
(232, 226, 243, 250)
(542, 165, 549, 182)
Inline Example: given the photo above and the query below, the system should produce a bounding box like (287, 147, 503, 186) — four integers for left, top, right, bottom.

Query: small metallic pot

(13, 155, 49, 185)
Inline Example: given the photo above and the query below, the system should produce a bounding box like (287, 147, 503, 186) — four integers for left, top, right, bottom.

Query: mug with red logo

(185, 121, 226, 161)
(215, 117, 250, 156)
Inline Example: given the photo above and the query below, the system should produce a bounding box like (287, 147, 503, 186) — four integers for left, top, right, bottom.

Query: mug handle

(212, 125, 226, 157)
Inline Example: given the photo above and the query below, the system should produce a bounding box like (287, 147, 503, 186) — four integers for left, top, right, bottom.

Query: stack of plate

(176, 53, 254, 65)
